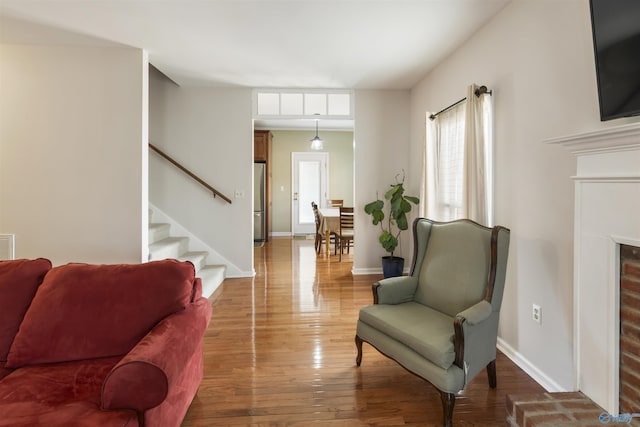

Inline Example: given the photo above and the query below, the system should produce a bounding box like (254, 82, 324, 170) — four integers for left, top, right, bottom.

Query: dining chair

(312, 202, 333, 255)
(333, 206, 354, 261)
(327, 199, 343, 208)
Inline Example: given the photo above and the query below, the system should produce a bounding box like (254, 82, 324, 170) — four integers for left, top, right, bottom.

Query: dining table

(317, 207, 340, 256)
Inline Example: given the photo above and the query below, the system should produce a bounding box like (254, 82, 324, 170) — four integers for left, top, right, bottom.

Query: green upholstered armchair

(355, 218, 510, 427)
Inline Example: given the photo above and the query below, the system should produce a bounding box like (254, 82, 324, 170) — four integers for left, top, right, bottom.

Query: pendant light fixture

(310, 118, 323, 150)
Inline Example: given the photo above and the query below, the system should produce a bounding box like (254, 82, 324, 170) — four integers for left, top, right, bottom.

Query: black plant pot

(382, 256, 404, 278)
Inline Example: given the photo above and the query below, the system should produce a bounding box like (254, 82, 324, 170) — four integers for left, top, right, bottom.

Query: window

(254, 90, 353, 118)
(422, 85, 493, 225)
(436, 104, 466, 220)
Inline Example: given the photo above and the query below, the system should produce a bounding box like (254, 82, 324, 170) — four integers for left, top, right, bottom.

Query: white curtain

(421, 83, 493, 225)
(420, 112, 436, 219)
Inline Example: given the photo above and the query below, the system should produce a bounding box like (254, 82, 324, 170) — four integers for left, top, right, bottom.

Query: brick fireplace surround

(507, 245, 640, 426)
(504, 122, 640, 426)
(620, 244, 640, 417)
(506, 392, 606, 426)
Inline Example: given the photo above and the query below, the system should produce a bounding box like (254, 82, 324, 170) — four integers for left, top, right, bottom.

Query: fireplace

(547, 122, 640, 414)
(620, 244, 640, 415)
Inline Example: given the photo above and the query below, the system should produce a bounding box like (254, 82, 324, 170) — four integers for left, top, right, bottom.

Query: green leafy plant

(363, 171, 420, 258)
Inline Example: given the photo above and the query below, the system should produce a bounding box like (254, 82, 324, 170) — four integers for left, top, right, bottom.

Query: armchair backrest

(409, 218, 510, 317)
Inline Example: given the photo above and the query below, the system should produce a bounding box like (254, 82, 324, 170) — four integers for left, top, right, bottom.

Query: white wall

(0, 44, 148, 265)
(149, 77, 411, 274)
(149, 68, 253, 275)
(409, 0, 640, 391)
(353, 90, 413, 273)
(270, 130, 354, 234)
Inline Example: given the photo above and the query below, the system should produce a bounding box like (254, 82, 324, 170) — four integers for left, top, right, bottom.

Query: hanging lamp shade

(310, 119, 323, 150)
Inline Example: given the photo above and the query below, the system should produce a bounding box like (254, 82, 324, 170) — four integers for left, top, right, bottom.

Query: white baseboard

(352, 267, 411, 275)
(352, 267, 382, 275)
(497, 337, 568, 392)
(224, 269, 255, 278)
(270, 232, 292, 237)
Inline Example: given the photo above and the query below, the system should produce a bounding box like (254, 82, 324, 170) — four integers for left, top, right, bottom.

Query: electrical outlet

(532, 304, 541, 324)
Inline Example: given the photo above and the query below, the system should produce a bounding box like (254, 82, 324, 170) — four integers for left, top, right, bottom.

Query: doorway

(251, 123, 354, 239)
(291, 152, 328, 235)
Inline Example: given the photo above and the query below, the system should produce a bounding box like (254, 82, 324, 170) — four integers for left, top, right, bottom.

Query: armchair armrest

(453, 300, 498, 383)
(373, 276, 418, 305)
(101, 297, 212, 412)
(456, 300, 492, 325)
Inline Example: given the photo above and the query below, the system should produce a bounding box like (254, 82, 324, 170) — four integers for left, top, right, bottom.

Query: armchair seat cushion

(358, 301, 455, 370)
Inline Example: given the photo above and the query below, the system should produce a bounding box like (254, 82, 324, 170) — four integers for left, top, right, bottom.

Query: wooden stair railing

(149, 143, 232, 204)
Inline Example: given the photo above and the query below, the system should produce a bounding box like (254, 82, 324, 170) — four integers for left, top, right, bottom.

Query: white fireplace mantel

(546, 122, 640, 414)
(545, 122, 640, 153)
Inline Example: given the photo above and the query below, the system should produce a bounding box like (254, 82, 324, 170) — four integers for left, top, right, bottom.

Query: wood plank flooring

(182, 237, 544, 426)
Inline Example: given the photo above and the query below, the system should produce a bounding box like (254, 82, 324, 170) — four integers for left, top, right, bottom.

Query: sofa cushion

(0, 362, 13, 381)
(0, 357, 138, 427)
(6, 260, 195, 368)
(358, 301, 455, 370)
(0, 258, 51, 362)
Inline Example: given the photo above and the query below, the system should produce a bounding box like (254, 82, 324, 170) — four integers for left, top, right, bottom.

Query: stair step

(178, 251, 209, 272)
(198, 265, 226, 298)
(149, 223, 170, 245)
(147, 208, 227, 297)
(148, 236, 189, 260)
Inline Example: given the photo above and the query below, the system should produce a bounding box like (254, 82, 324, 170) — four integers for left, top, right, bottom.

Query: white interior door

(292, 152, 328, 235)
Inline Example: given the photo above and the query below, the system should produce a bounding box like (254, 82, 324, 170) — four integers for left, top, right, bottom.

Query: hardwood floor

(182, 237, 544, 426)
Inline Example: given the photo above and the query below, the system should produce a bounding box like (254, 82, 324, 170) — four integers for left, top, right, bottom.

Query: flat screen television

(589, 0, 640, 121)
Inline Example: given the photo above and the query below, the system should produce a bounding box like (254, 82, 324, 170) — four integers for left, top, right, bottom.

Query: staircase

(148, 213, 226, 299)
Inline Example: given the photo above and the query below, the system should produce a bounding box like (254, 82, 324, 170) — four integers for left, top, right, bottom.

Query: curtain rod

(428, 85, 492, 121)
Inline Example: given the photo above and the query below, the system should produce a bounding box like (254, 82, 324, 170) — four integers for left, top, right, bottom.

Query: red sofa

(0, 258, 212, 427)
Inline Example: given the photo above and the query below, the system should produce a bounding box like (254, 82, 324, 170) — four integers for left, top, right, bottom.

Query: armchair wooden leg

(439, 391, 455, 427)
(487, 359, 497, 388)
(355, 335, 363, 366)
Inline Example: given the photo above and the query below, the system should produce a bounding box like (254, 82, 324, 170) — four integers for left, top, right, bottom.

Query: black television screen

(589, 0, 640, 121)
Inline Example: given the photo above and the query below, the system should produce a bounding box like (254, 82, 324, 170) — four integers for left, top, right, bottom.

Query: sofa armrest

(373, 276, 419, 305)
(192, 277, 203, 301)
(101, 297, 212, 412)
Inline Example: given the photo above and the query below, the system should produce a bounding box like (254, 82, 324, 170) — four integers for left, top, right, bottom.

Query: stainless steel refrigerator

(253, 162, 266, 242)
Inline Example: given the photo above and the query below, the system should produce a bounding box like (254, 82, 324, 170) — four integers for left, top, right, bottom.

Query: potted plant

(364, 171, 420, 278)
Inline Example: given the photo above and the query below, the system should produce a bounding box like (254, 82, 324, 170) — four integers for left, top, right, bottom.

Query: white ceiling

(0, 0, 511, 129)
